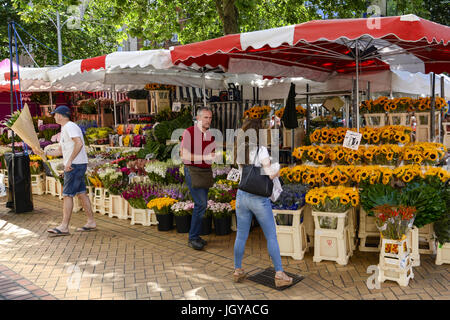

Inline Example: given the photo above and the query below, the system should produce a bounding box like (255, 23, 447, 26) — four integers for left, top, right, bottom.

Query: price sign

(172, 102, 182, 112)
(145, 153, 155, 160)
(227, 168, 241, 182)
(38, 120, 43, 128)
(128, 172, 137, 184)
(343, 130, 362, 150)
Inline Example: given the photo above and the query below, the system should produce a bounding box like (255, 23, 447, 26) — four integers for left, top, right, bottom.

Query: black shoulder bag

(238, 147, 274, 197)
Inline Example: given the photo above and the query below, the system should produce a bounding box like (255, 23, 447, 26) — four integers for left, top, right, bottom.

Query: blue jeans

(184, 166, 209, 241)
(62, 163, 87, 197)
(234, 189, 283, 271)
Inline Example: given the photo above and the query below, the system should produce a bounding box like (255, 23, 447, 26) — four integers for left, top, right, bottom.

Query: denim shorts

(63, 163, 87, 197)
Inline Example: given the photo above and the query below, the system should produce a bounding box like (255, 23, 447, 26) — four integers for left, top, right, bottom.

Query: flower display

(401, 143, 446, 165)
(122, 183, 161, 209)
(97, 165, 123, 190)
(171, 201, 194, 216)
(309, 127, 348, 144)
(306, 186, 359, 212)
(212, 166, 232, 180)
(360, 96, 448, 114)
(272, 184, 308, 210)
(133, 125, 141, 135)
(373, 205, 416, 241)
(127, 158, 149, 176)
(243, 105, 271, 119)
(29, 154, 43, 174)
(206, 200, 232, 218)
(145, 160, 183, 184)
(275, 105, 306, 119)
(147, 197, 178, 214)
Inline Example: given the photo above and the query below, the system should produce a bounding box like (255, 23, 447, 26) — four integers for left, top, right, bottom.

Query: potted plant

(207, 200, 233, 236)
(171, 201, 194, 233)
(147, 197, 178, 231)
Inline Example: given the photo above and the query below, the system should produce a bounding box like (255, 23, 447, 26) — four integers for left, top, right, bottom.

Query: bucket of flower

(98, 165, 127, 219)
(29, 154, 45, 195)
(374, 205, 416, 287)
(147, 197, 178, 231)
(307, 186, 359, 265)
(122, 183, 158, 226)
(207, 200, 233, 236)
(171, 201, 194, 233)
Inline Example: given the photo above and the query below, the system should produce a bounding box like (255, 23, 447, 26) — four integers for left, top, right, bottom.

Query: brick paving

(0, 194, 449, 300)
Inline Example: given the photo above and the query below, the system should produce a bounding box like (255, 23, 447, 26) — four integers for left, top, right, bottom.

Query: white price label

(172, 102, 182, 112)
(38, 120, 43, 128)
(227, 168, 241, 182)
(343, 130, 362, 150)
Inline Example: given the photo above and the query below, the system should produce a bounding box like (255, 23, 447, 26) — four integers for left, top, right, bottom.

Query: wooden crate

(109, 195, 129, 220)
(130, 99, 149, 114)
(435, 242, 450, 265)
(358, 207, 381, 252)
(273, 208, 308, 260)
(94, 187, 105, 214)
(312, 210, 353, 265)
(378, 237, 414, 287)
(130, 207, 158, 226)
(31, 173, 45, 196)
(149, 90, 170, 114)
(388, 112, 410, 126)
(416, 111, 440, 142)
(46, 176, 57, 196)
(364, 113, 387, 128)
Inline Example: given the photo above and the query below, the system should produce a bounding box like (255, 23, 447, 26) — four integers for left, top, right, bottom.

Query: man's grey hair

(196, 106, 213, 116)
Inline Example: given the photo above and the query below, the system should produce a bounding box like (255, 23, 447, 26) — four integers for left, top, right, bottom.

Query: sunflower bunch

(423, 167, 450, 183)
(402, 143, 446, 166)
(275, 105, 306, 119)
(306, 186, 359, 212)
(243, 105, 271, 119)
(292, 145, 331, 165)
(309, 127, 349, 144)
(330, 146, 365, 165)
(393, 165, 422, 183)
(353, 166, 393, 185)
(364, 145, 402, 165)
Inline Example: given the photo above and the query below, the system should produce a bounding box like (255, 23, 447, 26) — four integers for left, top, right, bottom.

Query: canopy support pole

(355, 40, 360, 132)
(440, 75, 445, 143)
(306, 83, 310, 137)
(49, 91, 53, 111)
(202, 70, 207, 108)
(112, 84, 117, 127)
(430, 73, 436, 142)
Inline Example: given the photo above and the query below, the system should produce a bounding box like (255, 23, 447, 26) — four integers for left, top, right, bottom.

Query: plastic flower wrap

(272, 184, 308, 210)
(171, 201, 194, 216)
(373, 205, 416, 240)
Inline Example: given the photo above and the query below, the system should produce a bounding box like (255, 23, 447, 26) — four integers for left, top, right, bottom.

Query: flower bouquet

(243, 105, 271, 120)
(171, 200, 194, 233)
(97, 165, 123, 191)
(306, 186, 359, 229)
(147, 197, 178, 231)
(207, 200, 233, 235)
(29, 154, 44, 174)
(373, 205, 416, 242)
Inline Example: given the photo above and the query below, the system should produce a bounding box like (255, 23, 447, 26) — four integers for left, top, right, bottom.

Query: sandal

(233, 269, 246, 283)
(76, 226, 97, 232)
(47, 228, 70, 237)
(274, 272, 293, 287)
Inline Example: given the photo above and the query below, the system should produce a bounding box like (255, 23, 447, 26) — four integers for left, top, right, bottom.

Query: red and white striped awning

(0, 67, 57, 92)
(170, 15, 450, 81)
(47, 49, 173, 90)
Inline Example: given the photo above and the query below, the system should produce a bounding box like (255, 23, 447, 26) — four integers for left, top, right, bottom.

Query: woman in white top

(233, 119, 293, 287)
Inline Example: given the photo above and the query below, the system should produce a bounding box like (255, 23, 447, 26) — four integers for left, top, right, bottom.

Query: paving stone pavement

(0, 194, 449, 300)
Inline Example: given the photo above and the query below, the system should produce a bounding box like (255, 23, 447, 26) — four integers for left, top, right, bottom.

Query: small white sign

(172, 102, 182, 112)
(343, 130, 362, 150)
(38, 120, 43, 128)
(227, 168, 241, 182)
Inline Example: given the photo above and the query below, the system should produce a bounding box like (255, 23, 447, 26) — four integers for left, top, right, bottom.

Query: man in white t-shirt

(33, 105, 96, 236)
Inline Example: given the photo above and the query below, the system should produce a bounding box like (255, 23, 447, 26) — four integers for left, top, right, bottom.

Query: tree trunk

(215, 0, 239, 35)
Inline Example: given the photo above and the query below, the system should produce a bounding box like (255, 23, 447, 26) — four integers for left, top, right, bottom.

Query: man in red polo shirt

(181, 107, 216, 250)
